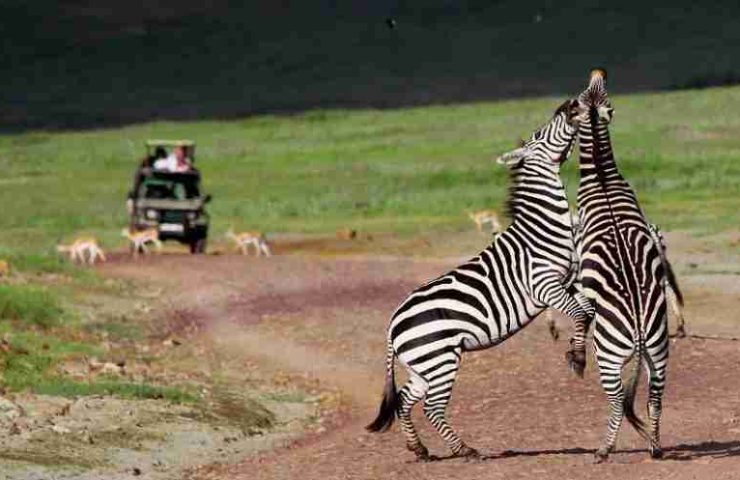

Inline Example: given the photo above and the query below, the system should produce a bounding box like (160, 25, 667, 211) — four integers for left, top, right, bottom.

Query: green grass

(32, 379, 196, 403)
(0, 322, 194, 403)
(0, 285, 65, 329)
(0, 86, 738, 256)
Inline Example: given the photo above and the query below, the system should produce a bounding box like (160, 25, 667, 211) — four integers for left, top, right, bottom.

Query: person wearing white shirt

(153, 146, 192, 172)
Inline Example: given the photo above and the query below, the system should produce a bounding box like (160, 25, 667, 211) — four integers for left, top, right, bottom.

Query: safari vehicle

(127, 140, 211, 254)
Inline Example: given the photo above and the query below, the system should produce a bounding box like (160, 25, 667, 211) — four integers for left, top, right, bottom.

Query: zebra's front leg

(535, 281, 589, 376)
(573, 290, 595, 334)
(422, 356, 478, 459)
(397, 373, 431, 460)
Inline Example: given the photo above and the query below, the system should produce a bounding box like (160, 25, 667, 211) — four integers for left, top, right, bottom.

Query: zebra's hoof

(650, 448, 664, 459)
(593, 448, 610, 463)
(408, 444, 431, 461)
(565, 348, 586, 378)
(455, 445, 480, 460)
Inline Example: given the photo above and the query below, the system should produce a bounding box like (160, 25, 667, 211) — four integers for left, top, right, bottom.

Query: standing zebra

(575, 69, 669, 462)
(547, 220, 685, 340)
(367, 99, 593, 460)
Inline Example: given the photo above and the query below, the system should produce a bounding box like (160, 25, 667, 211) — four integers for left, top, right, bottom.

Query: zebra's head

(496, 98, 584, 167)
(578, 68, 614, 123)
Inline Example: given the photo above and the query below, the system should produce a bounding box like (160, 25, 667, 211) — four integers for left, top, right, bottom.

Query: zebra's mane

(504, 163, 537, 220)
(504, 100, 572, 220)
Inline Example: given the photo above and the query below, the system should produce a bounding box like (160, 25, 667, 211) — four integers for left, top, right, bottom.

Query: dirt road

(103, 233, 740, 480)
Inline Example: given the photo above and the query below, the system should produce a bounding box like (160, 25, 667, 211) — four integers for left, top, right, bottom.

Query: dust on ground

(2, 229, 738, 479)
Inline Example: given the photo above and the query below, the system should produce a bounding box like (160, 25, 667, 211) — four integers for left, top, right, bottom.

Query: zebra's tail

(366, 336, 398, 433)
(664, 259, 684, 307)
(623, 342, 650, 441)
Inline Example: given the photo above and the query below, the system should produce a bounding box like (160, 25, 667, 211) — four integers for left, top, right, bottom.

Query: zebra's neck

(505, 162, 573, 256)
(577, 118, 618, 171)
(577, 117, 644, 225)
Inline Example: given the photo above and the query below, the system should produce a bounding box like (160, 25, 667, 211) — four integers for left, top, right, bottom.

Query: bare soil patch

(5, 230, 737, 479)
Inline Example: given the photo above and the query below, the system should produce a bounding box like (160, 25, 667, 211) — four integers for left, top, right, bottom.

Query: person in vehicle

(154, 146, 192, 172)
(128, 149, 165, 213)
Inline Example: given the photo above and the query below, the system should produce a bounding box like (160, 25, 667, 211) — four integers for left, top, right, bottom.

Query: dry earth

(3, 230, 738, 479)
(111, 231, 740, 480)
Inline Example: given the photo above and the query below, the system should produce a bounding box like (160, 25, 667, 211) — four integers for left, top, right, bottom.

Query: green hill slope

(1, 86, 738, 256)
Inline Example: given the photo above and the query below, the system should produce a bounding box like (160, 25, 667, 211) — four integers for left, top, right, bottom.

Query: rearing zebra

(575, 69, 669, 462)
(366, 99, 592, 460)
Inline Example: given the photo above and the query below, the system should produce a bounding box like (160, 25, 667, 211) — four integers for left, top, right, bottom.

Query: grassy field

(2, 1, 739, 130)
(0, 86, 738, 397)
(1, 85, 739, 259)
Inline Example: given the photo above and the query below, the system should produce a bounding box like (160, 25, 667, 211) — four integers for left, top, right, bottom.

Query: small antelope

(336, 227, 357, 240)
(226, 228, 272, 256)
(57, 238, 106, 265)
(121, 228, 162, 257)
(0, 260, 10, 277)
(467, 209, 502, 234)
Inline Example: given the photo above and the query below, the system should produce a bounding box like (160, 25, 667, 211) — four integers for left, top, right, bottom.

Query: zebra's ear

(496, 146, 529, 166)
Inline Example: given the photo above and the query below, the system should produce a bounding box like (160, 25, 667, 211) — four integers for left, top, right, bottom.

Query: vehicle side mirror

(204, 194, 212, 203)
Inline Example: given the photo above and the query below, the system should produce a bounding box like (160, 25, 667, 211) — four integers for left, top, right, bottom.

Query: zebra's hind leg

(422, 354, 478, 459)
(397, 372, 431, 460)
(594, 358, 627, 462)
(646, 340, 668, 459)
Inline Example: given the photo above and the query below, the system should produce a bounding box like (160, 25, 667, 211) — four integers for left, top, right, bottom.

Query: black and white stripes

(367, 100, 591, 459)
(575, 69, 670, 462)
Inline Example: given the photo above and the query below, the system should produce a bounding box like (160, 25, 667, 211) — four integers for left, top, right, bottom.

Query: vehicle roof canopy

(145, 139, 195, 148)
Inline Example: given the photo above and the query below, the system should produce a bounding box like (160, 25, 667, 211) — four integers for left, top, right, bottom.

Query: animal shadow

(416, 440, 740, 463)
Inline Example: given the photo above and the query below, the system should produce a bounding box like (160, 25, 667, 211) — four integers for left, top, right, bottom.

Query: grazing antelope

(57, 238, 107, 265)
(467, 209, 502, 234)
(0, 260, 10, 277)
(226, 228, 272, 256)
(121, 228, 162, 257)
(336, 227, 358, 240)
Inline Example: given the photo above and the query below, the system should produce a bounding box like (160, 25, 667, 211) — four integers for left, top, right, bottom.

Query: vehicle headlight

(187, 212, 197, 221)
(146, 209, 158, 220)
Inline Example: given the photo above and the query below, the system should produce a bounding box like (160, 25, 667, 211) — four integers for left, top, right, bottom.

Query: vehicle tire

(190, 238, 206, 254)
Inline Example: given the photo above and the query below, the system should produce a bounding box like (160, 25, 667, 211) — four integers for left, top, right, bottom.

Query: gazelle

(121, 228, 162, 257)
(57, 238, 106, 265)
(467, 209, 502, 234)
(226, 228, 272, 256)
(0, 260, 10, 277)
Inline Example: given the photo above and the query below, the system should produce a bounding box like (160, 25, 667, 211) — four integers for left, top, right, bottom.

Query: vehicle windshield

(137, 174, 201, 200)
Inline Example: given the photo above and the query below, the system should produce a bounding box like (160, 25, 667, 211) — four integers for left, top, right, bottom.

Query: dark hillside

(2, 1, 738, 130)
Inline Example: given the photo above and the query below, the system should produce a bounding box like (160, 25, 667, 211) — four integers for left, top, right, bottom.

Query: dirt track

(103, 235, 740, 480)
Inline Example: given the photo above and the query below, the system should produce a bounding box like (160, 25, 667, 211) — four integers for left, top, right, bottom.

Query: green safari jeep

(127, 140, 211, 254)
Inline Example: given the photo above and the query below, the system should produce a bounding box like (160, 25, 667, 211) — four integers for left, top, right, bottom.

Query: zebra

(366, 98, 593, 460)
(546, 220, 685, 340)
(575, 69, 669, 462)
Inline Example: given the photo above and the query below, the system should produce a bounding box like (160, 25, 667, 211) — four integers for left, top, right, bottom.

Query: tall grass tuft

(0, 285, 64, 328)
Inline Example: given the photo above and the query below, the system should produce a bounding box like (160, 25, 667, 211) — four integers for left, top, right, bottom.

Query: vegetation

(0, 86, 738, 257)
(0, 285, 65, 329)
